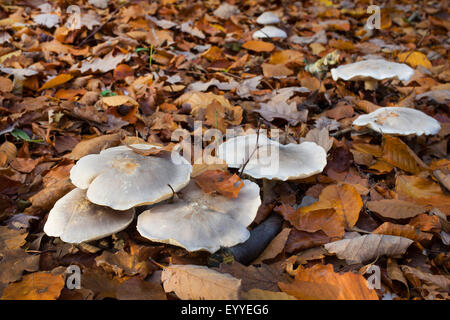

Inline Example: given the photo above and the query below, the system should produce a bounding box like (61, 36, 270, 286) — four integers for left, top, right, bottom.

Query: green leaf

(11, 129, 43, 143)
(136, 47, 149, 53)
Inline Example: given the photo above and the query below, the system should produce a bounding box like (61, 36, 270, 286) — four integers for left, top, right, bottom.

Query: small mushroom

(353, 107, 441, 136)
(44, 188, 134, 243)
(331, 59, 414, 90)
(256, 12, 280, 25)
(70, 144, 192, 210)
(137, 180, 261, 253)
(0, 67, 38, 94)
(216, 134, 327, 180)
(253, 26, 287, 39)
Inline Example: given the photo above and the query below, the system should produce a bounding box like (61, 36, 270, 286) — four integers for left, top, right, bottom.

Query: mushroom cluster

(253, 12, 286, 39)
(44, 142, 264, 253)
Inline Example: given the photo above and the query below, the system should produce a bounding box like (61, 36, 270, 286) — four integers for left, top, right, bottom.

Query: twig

(76, 4, 124, 48)
(239, 120, 261, 178)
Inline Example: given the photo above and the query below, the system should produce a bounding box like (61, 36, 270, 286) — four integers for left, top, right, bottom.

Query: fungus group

(44, 132, 328, 253)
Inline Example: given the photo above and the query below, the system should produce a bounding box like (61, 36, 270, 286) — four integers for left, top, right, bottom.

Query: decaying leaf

(367, 199, 426, 220)
(324, 234, 413, 264)
(372, 222, 433, 243)
(1, 272, 65, 300)
(194, 170, 244, 198)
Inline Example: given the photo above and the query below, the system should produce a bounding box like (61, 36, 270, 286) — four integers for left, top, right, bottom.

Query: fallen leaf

(66, 133, 121, 160)
(278, 264, 378, 300)
(241, 288, 297, 300)
(372, 222, 433, 243)
(300, 128, 333, 152)
(324, 234, 413, 264)
(367, 199, 426, 220)
(398, 51, 432, 69)
(401, 265, 450, 291)
(161, 264, 241, 300)
(382, 135, 428, 174)
(242, 40, 275, 53)
(39, 74, 73, 91)
(1, 272, 65, 300)
(116, 277, 167, 300)
(194, 170, 244, 198)
(409, 214, 441, 233)
(253, 228, 291, 264)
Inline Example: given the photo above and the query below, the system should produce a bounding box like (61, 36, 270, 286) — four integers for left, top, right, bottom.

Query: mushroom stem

(364, 79, 378, 91)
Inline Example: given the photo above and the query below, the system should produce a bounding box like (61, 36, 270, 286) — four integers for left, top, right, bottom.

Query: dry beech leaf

(161, 264, 241, 300)
(39, 74, 73, 91)
(372, 222, 433, 243)
(387, 259, 409, 295)
(242, 40, 275, 53)
(275, 205, 344, 239)
(116, 278, 167, 300)
(300, 184, 363, 229)
(300, 127, 333, 152)
(67, 133, 121, 160)
(400, 265, 450, 291)
(241, 288, 297, 300)
(367, 199, 426, 220)
(252, 227, 291, 264)
(95, 249, 152, 278)
(262, 63, 293, 77)
(0, 141, 17, 165)
(409, 214, 441, 233)
(382, 135, 429, 174)
(324, 234, 413, 264)
(1, 272, 65, 300)
(205, 99, 243, 132)
(278, 264, 378, 300)
(194, 170, 244, 198)
(395, 175, 450, 216)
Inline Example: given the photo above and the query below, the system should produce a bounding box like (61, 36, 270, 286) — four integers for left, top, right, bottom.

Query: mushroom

(353, 107, 441, 136)
(70, 144, 192, 210)
(0, 67, 38, 94)
(331, 59, 414, 90)
(137, 180, 261, 253)
(44, 188, 134, 243)
(216, 134, 327, 181)
(256, 12, 280, 25)
(253, 26, 287, 39)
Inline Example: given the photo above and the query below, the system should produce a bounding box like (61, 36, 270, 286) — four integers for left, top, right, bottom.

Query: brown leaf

(395, 175, 450, 215)
(367, 199, 426, 220)
(252, 228, 291, 264)
(205, 99, 243, 132)
(194, 170, 244, 198)
(324, 234, 413, 264)
(113, 64, 134, 81)
(262, 63, 293, 77)
(382, 135, 429, 174)
(116, 277, 167, 300)
(276, 205, 344, 239)
(161, 264, 241, 300)
(0, 248, 40, 283)
(0, 141, 17, 166)
(409, 214, 441, 233)
(242, 40, 275, 53)
(95, 249, 152, 278)
(373, 222, 433, 244)
(300, 184, 362, 229)
(66, 133, 121, 160)
(217, 262, 291, 292)
(301, 128, 333, 152)
(1, 272, 65, 300)
(278, 264, 378, 300)
(285, 229, 330, 253)
(0, 226, 27, 251)
(401, 265, 450, 291)
(241, 288, 297, 300)
(10, 157, 40, 173)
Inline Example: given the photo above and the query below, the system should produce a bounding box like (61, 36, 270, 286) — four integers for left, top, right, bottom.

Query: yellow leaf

(382, 135, 428, 174)
(39, 73, 73, 91)
(398, 51, 432, 69)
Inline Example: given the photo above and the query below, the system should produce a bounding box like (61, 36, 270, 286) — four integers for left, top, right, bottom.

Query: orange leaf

(278, 264, 378, 300)
(409, 214, 441, 233)
(242, 40, 275, 53)
(398, 51, 432, 69)
(113, 64, 134, 80)
(269, 50, 304, 65)
(194, 170, 244, 198)
(300, 184, 362, 228)
(39, 73, 73, 91)
(396, 175, 450, 216)
(373, 222, 433, 244)
(367, 199, 426, 220)
(382, 135, 429, 174)
(275, 204, 344, 238)
(1, 272, 65, 300)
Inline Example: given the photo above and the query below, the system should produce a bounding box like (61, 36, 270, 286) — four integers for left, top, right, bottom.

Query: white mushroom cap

(70, 144, 192, 210)
(253, 26, 287, 39)
(137, 180, 261, 253)
(44, 188, 134, 243)
(353, 107, 441, 136)
(256, 12, 280, 25)
(216, 134, 327, 181)
(331, 59, 414, 82)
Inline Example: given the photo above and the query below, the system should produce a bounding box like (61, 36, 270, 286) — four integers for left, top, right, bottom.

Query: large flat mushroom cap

(217, 134, 327, 181)
(256, 12, 280, 25)
(70, 144, 192, 210)
(44, 188, 134, 243)
(253, 26, 287, 39)
(136, 180, 260, 253)
(331, 59, 414, 82)
(353, 107, 441, 136)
